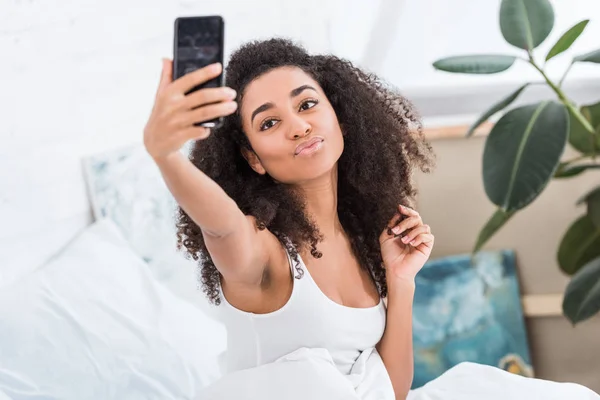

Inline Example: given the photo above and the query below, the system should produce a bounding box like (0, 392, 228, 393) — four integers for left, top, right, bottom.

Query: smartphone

(173, 15, 225, 128)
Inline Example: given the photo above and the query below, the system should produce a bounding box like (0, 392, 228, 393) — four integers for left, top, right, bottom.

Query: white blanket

(200, 348, 600, 400)
(200, 347, 392, 400)
(407, 362, 600, 400)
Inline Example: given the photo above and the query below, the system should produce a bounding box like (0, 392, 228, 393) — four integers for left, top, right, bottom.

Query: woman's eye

(258, 100, 317, 131)
(299, 99, 318, 111)
(260, 119, 278, 131)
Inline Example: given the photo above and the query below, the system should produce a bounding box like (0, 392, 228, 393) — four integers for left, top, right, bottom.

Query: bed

(1, 141, 598, 399)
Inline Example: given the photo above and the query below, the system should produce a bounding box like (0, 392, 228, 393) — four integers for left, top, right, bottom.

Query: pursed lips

(294, 137, 324, 155)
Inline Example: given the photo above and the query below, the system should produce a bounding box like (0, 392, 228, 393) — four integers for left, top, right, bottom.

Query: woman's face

(240, 66, 344, 184)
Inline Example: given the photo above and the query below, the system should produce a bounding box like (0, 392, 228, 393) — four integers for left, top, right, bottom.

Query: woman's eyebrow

(290, 84, 317, 98)
(250, 85, 318, 124)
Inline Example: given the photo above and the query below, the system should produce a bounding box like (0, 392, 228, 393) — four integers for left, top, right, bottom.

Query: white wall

(321, 0, 600, 90)
(377, 0, 600, 91)
(2, 0, 599, 281)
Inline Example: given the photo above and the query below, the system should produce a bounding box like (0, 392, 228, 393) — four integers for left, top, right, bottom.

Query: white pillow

(0, 218, 226, 400)
(82, 143, 219, 319)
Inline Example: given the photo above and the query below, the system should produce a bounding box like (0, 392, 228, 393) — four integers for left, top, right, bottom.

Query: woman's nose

(290, 116, 312, 139)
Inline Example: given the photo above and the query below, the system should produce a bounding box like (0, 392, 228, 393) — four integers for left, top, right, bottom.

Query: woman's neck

(295, 165, 343, 240)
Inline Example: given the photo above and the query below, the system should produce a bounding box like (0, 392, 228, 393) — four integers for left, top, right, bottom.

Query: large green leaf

(473, 208, 516, 253)
(576, 186, 600, 229)
(563, 256, 600, 324)
(432, 55, 516, 74)
(581, 100, 600, 129)
(466, 84, 530, 138)
(557, 215, 600, 275)
(568, 106, 600, 154)
(574, 48, 600, 63)
(483, 101, 568, 211)
(545, 20, 589, 61)
(554, 163, 600, 179)
(500, 0, 555, 51)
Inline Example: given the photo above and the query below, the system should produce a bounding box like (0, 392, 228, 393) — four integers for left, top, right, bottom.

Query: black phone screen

(173, 16, 224, 94)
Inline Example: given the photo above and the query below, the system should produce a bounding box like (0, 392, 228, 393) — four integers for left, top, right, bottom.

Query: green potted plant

(432, 0, 600, 325)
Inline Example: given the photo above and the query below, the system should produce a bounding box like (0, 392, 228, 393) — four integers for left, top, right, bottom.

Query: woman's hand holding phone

(143, 58, 237, 163)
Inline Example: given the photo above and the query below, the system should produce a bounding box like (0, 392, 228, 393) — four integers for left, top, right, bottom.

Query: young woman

(144, 38, 435, 399)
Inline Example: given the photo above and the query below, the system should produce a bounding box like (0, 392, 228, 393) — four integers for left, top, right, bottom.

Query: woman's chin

(287, 161, 340, 185)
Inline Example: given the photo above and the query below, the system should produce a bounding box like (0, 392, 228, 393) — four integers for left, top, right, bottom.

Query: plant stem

(558, 61, 574, 89)
(528, 59, 596, 135)
(529, 58, 566, 101)
(562, 154, 589, 165)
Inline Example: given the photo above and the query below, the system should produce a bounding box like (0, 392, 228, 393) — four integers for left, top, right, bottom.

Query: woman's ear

(241, 147, 267, 175)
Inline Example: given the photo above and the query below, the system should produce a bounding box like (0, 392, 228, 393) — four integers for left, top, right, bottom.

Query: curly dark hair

(175, 38, 435, 305)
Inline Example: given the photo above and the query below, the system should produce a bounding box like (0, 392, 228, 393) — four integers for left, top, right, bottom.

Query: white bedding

(1, 218, 598, 400)
(201, 348, 600, 400)
(407, 362, 600, 400)
(201, 347, 394, 400)
(0, 218, 226, 400)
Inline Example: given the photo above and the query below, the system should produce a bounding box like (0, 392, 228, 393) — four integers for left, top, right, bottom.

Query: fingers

(156, 58, 173, 98)
(179, 126, 212, 141)
(409, 233, 435, 248)
(177, 101, 238, 127)
(386, 213, 404, 235)
(171, 62, 223, 95)
(182, 87, 237, 111)
(399, 204, 419, 217)
(383, 204, 417, 238)
(380, 203, 434, 248)
(386, 204, 417, 229)
(389, 214, 422, 237)
(400, 224, 431, 245)
(145, 60, 228, 160)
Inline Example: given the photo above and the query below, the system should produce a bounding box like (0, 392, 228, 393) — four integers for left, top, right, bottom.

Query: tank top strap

(284, 245, 294, 274)
(281, 239, 304, 280)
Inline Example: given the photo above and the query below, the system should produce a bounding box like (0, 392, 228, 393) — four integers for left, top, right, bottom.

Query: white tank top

(217, 244, 387, 376)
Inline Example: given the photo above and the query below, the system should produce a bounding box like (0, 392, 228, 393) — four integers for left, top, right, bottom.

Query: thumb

(156, 58, 173, 95)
